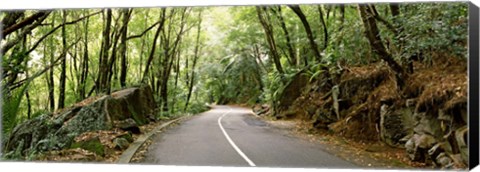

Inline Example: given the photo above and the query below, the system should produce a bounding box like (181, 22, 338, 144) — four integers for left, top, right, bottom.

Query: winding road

(142, 105, 356, 168)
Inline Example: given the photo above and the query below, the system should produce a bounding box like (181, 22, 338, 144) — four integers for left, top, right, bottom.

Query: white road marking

(217, 107, 256, 167)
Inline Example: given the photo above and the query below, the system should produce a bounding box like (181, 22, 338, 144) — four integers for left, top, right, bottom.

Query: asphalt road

(143, 105, 356, 168)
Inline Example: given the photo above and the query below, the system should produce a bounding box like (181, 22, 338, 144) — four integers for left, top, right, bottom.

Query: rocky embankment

(255, 56, 468, 169)
(3, 85, 157, 161)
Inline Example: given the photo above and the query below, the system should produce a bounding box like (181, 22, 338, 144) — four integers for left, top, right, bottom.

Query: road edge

(116, 116, 189, 163)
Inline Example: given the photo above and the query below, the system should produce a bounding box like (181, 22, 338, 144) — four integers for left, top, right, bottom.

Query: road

(142, 105, 356, 168)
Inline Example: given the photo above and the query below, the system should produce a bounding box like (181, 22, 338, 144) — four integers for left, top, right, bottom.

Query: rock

(70, 136, 105, 157)
(435, 153, 453, 168)
(4, 113, 54, 155)
(416, 134, 436, 149)
(380, 105, 411, 147)
(405, 134, 426, 161)
(406, 133, 436, 162)
(4, 139, 25, 160)
(109, 85, 156, 125)
(50, 96, 113, 149)
(428, 142, 453, 159)
(114, 118, 141, 134)
(413, 112, 442, 138)
(253, 104, 269, 116)
(117, 133, 134, 143)
(399, 133, 413, 144)
(113, 138, 130, 150)
(405, 136, 417, 160)
(455, 125, 468, 165)
(276, 71, 309, 115)
(4, 85, 156, 158)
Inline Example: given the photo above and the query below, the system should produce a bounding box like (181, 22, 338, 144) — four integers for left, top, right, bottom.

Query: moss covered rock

(70, 136, 105, 157)
(3, 85, 156, 159)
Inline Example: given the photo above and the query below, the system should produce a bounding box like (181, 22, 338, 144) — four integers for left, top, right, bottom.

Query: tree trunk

(370, 5, 397, 35)
(288, 5, 322, 62)
(119, 9, 132, 88)
(96, 9, 112, 94)
(142, 9, 166, 82)
(79, 10, 90, 100)
(358, 4, 405, 88)
(58, 10, 67, 109)
(22, 30, 32, 119)
(335, 4, 346, 47)
(106, 15, 123, 93)
(139, 11, 149, 81)
(48, 13, 56, 111)
(172, 45, 181, 111)
(273, 6, 296, 66)
(390, 4, 400, 17)
(256, 6, 284, 74)
(318, 5, 329, 50)
(160, 8, 188, 113)
(185, 10, 202, 111)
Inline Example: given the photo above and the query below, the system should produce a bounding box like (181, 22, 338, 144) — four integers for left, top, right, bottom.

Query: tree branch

(1, 11, 51, 54)
(8, 38, 81, 91)
(24, 11, 102, 55)
(2, 11, 48, 38)
(369, 5, 398, 35)
(1, 11, 25, 33)
(126, 21, 161, 40)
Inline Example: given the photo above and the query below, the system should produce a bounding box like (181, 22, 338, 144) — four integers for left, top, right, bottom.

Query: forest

(0, 2, 469, 169)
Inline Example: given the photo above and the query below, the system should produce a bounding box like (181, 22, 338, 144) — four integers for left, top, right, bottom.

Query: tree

(58, 10, 67, 109)
(358, 4, 405, 88)
(256, 6, 284, 74)
(317, 5, 328, 50)
(119, 9, 133, 87)
(271, 6, 297, 66)
(142, 9, 166, 82)
(185, 10, 203, 111)
(96, 9, 112, 94)
(79, 10, 90, 100)
(288, 5, 322, 62)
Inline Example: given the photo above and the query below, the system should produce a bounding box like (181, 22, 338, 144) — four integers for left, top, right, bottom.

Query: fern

(2, 78, 34, 137)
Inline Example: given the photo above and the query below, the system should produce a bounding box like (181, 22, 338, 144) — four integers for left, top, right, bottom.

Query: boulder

(276, 71, 309, 117)
(3, 85, 156, 158)
(413, 112, 443, 138)
(50, 96, 113, 150)
(70, 136, 105, 157)
(380, 105, 413, 147)
(4, 113, 54, 156)
(114, 118, 141, 134)
(109, 85, 156, 124)
(405, 133, 437, 162)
